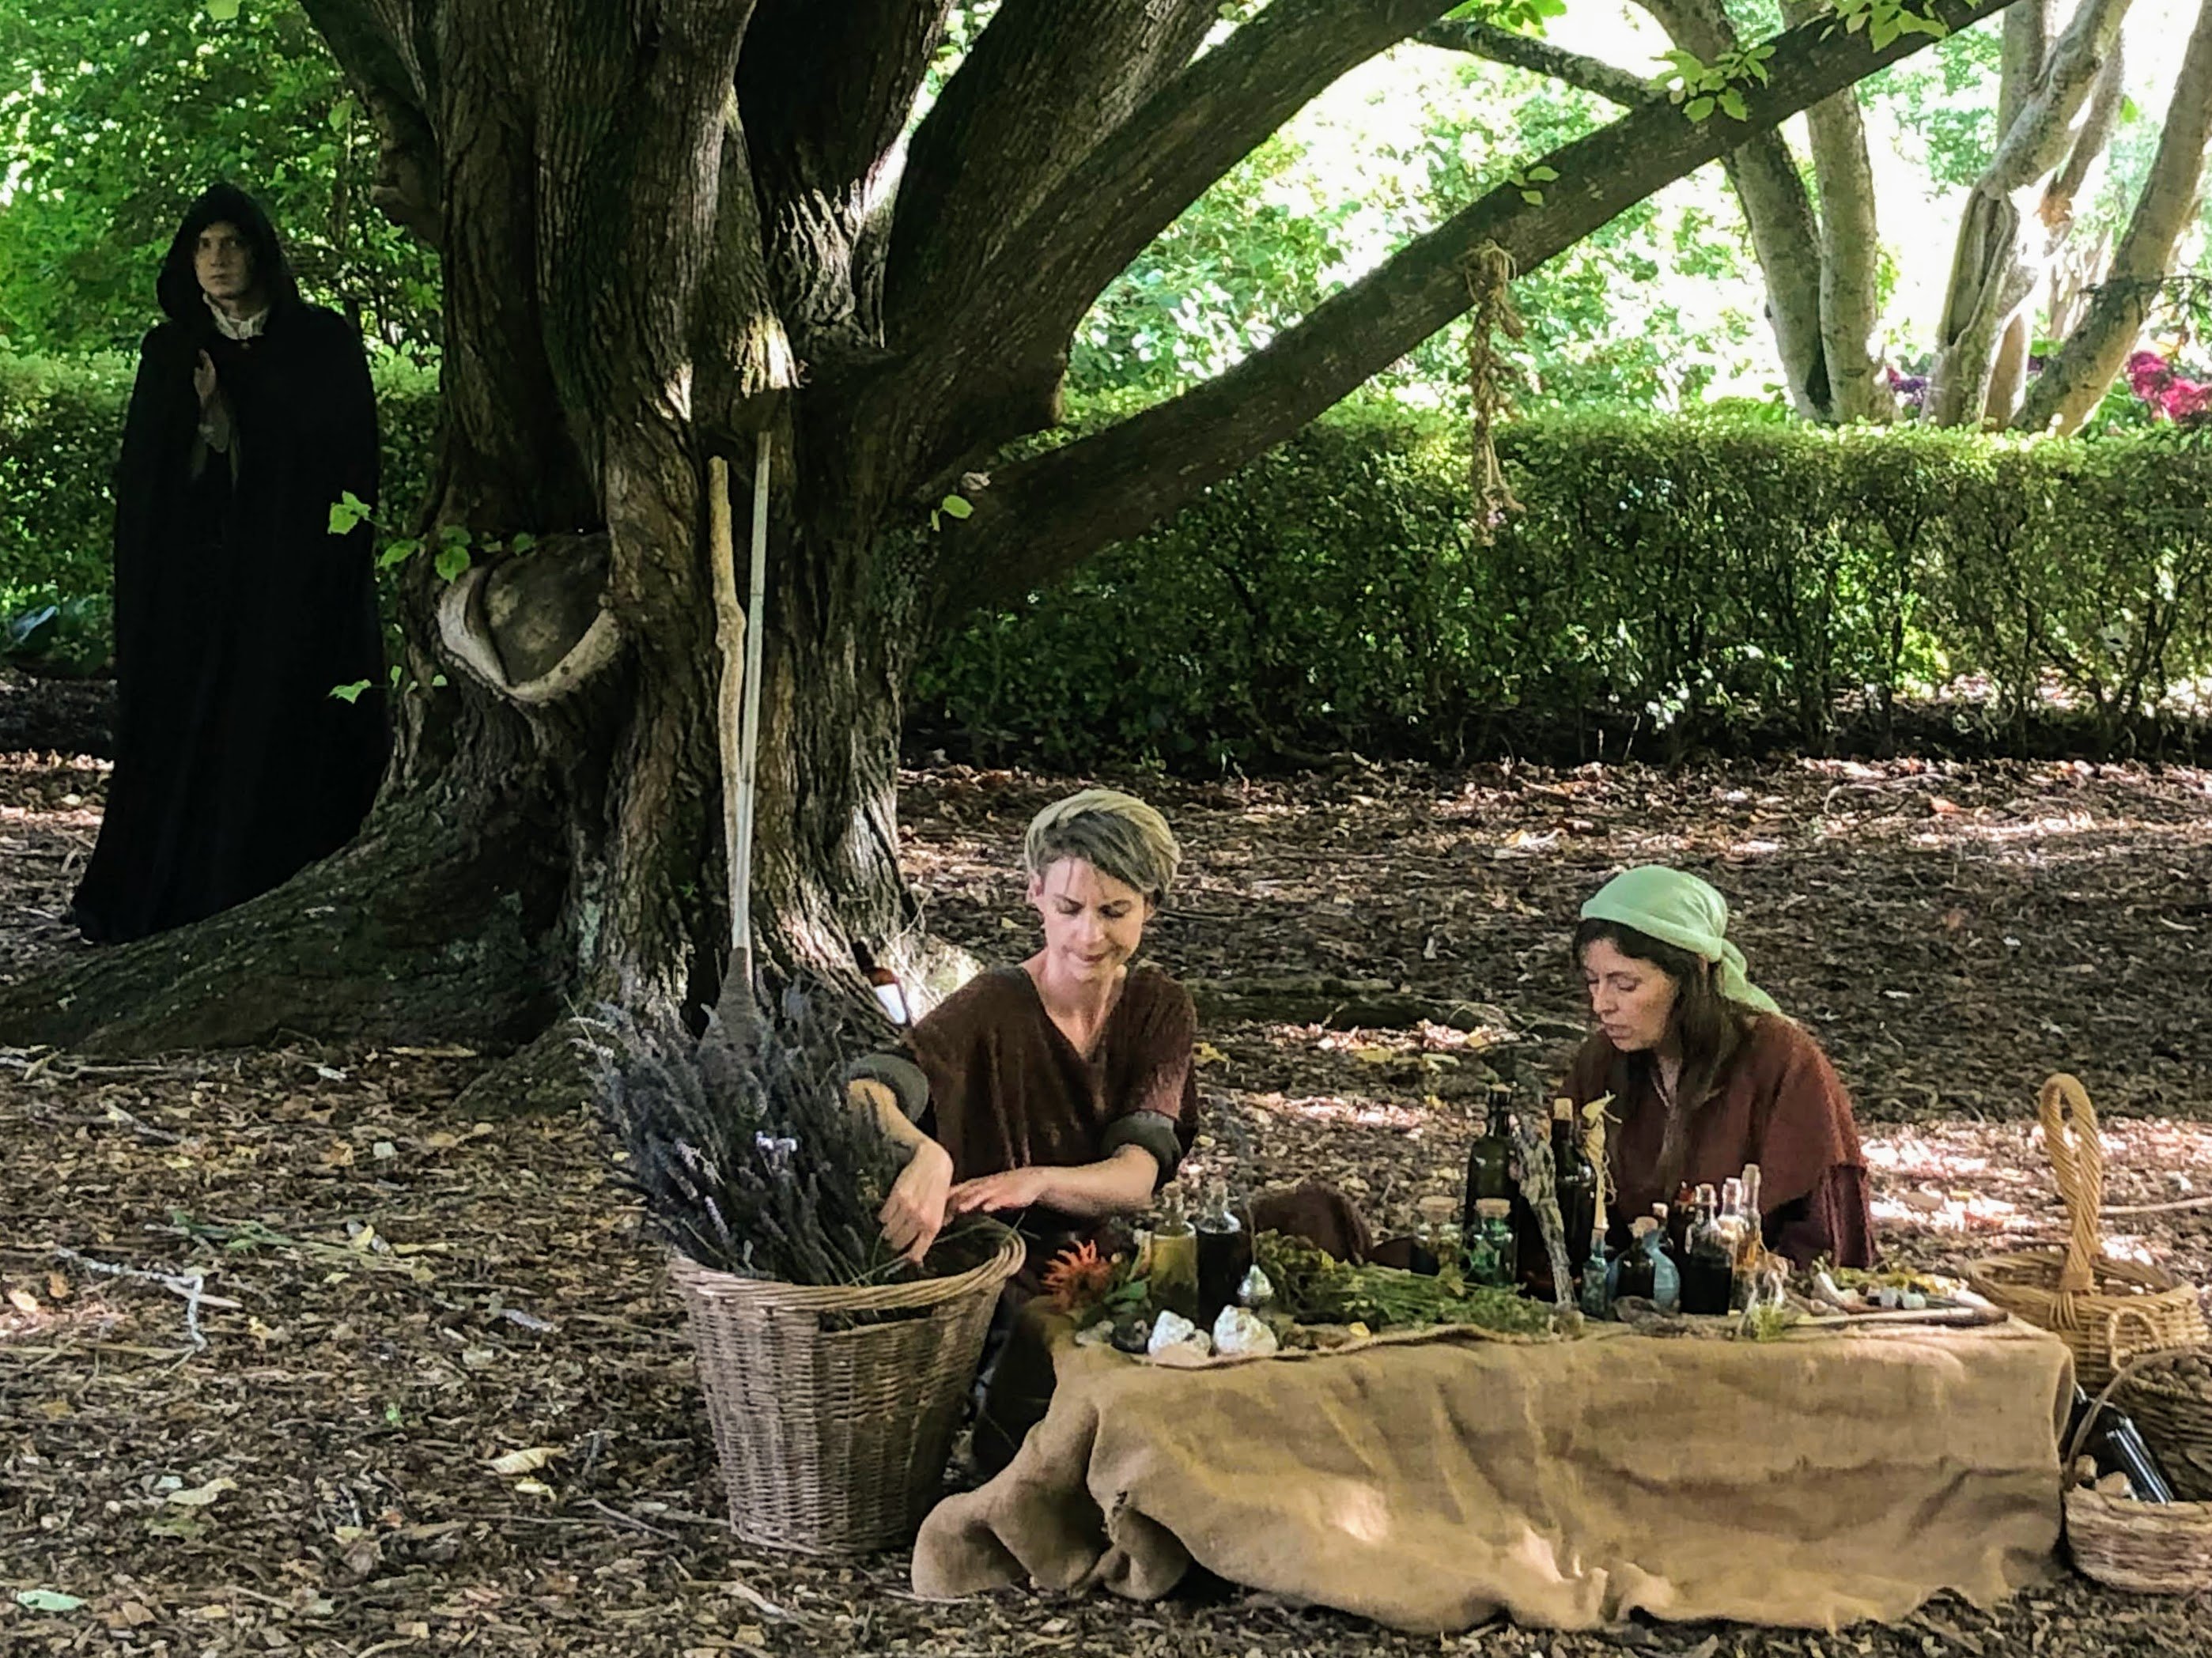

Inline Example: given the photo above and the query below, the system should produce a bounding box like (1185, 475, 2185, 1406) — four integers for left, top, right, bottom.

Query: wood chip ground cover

(2, 753, 2209, 1655)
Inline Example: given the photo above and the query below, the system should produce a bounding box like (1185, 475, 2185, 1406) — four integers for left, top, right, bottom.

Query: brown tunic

(1564, 1012, 1876, 1268)
(853, 962, 1195, 1199)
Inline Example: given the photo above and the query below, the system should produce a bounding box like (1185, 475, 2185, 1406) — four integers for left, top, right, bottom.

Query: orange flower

(1041, 1240, 1114, 1312)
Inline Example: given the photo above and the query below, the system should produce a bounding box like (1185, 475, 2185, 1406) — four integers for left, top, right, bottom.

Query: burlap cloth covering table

(911, 1316, 2071, 1631)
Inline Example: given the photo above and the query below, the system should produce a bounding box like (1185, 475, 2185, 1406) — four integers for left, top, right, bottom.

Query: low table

(912, 1317, 2071, 1631)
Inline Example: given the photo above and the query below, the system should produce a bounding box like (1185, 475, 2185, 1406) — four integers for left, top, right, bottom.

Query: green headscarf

(1579, 865, 1781, 1015)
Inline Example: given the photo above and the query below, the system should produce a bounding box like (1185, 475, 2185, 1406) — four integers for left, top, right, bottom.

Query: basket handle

(2038, 1074, 2104, 1298)
(2063, 1339, 2207, 1467)
(2105, 1302, 2172, 1372)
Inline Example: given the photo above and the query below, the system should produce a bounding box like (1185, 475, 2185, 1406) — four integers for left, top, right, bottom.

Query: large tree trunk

(0, 0, 2023, 1064)
(1927, 0, 2133, 426)
(2017, 0, 2212, 434)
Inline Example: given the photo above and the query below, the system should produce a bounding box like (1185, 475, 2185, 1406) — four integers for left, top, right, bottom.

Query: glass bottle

(1193, 1180, 1250, 1331)
(1647, 1207, 1682, 1311)
(1410, 1194, 1457, 1278)
(1666, 1182, 1696, 1261)
(1467, 1198, 1516, 1288)
(1679, 1184, 1735, 1315)
(1579, 1228, 1612, 1320)
(1149, 1185, 1201, 1323)
(1734, 1163, 1765, 1273)
(1610, 1216, 1659, 1304)
(1462, 1089, 1516, 1237)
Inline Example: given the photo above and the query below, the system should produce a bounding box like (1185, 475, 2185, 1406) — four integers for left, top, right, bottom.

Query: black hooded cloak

(71, 183, 389, 942)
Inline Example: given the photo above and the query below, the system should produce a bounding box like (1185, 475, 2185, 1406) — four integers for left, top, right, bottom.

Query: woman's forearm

(1026, 1146, 1159, 1218)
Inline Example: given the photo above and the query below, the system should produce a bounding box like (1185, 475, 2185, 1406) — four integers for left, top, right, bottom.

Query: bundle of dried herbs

(1253, 1233, 1556, 1338)
(585, 973, 979, 1287)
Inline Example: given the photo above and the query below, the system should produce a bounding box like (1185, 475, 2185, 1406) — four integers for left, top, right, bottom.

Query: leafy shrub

(913, 399, 2212, 765)
(0, 349, 439, 667)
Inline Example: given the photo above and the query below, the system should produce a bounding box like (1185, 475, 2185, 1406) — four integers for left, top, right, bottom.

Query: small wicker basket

(1965, 1074, 2206, 1391)
(2063, 1346, 2212, 1593)
(2108, 1305, 2212, 1503)
(671, 1224, 1025, 1554)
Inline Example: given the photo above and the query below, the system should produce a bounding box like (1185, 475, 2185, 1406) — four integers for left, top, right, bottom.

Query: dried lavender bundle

(1508, 1112, 1576, 1311)
(584, 970, 925, 1286)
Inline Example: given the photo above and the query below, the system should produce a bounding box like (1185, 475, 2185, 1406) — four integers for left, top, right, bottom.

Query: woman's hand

(879, 1138, 953, 1265)
(946, 1165, 1055, 1217)
(193, 350, 219, 408)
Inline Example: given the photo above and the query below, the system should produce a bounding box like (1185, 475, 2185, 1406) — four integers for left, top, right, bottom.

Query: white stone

(1212, 1305, 1280, 1358)
(1147, 1309, 1200, 1355)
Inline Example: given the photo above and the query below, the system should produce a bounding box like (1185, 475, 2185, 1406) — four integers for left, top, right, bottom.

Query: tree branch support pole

(729, 440, 772, 994)
(708, 456, 745, 952)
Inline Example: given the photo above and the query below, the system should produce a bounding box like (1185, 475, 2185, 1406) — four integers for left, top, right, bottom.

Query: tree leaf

(376, 537, 422, 570)
(1685, 96, 1715, 121)
(433, 545, 471, 582)
(327, 491, 370, 534)
(1521, 189, 1545, 206)
(939, 493, 974, 520)
(14, 1591, 85, 1613)
(165, 1477, 237, 1507)
(206, 0, 242, 21)
(1719, 90, 1749, 122)
(329, 680, 370, 704)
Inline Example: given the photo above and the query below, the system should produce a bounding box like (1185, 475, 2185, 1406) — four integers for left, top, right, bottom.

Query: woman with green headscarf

(1563, 865, 1874, 1268)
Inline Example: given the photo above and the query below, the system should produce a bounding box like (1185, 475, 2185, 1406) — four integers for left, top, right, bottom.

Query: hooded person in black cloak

(71, 183, 389, 943)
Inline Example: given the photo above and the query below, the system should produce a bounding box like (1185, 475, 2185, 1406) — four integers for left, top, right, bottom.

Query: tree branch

(2018, 0, 2212, 434)
(297, 0, 441, 244)
(891, 0, 1456, 471)
(940, 0, 2022, 614)
(1414, 18, 1657, 107)
(735, 0, 955, 354)
(885, 0, 1221, 347)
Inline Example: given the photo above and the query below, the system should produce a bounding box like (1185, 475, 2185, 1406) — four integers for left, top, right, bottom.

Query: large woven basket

(671, 1224, 1024, 1554)
(1965, 1074, 2206, 1391)
(2063, 1347, 2212, 1593)
(2108, 1305, 2212, 1503)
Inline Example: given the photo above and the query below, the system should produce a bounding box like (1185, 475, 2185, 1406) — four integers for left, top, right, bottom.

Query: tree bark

(2017, 0, 2212, 433)
(1927, 0, 2134, 427)
(1639, 0, 1840, 421)
(1780, 0, 1887, 423)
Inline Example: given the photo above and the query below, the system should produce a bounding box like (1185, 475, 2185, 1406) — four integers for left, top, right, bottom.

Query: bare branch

(940, 0, 2022, 612)
(1415, 18, 1656, 107)
(892, 0, 1456, 470)
(886, 0, 1221, 346)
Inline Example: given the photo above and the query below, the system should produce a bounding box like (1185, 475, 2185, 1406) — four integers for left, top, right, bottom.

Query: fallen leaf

(7, 1286, 40, 1314)
(512, 1477, 556, 1498)
(165, 1476, 238, 1507)
(38, 1399, 69, 1420)
(486, 1445, 562, 1475)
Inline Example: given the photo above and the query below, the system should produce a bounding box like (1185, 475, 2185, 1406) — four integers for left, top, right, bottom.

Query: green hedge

(913, 403, 2212, 765)
(9, 357, 2210, 761)
(0, 349, 438, 670)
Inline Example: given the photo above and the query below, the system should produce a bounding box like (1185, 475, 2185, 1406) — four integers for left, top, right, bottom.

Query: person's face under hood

(193, 221, 263, 315)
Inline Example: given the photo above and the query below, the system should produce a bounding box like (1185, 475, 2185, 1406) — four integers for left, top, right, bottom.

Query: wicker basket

(2108, 1305, 2212, 1503)
(2063, 1349, 2212, 1593)
(670, 1224, 1024, 1554)
(1965, 1074, 2206, 1391)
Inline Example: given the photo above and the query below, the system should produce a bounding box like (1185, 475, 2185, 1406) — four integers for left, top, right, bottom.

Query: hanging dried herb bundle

(1461, 239, 1526, 543)
(585, 973, 959, 1287)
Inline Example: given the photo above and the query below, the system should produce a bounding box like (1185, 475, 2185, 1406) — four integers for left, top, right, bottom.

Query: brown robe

(1564, 1012, 1877, 1268)
(850, 964, 1196, 1248)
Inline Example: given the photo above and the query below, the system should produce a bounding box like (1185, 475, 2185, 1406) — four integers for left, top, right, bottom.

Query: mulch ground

(3, 751, 2211, 1656)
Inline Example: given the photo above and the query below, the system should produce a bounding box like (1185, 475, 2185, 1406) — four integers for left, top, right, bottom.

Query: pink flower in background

(2127, 349, 2212, 421)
